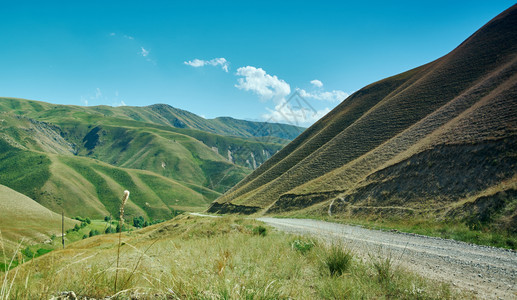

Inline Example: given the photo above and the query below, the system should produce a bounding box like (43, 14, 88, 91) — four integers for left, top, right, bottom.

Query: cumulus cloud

(140, 47, 149, 57)
(184, 57, 229, 72)
(298, 88, 348, 102)
(310, 79, 323, 88)
(235, 66, 290, 100)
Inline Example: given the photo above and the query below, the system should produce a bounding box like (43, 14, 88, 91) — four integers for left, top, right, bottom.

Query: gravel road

(258, 217, 517, 299)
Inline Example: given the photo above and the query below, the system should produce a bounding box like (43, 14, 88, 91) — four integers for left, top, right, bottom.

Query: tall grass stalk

(0, 231, 23, 300)
(114, 190, 129, 294)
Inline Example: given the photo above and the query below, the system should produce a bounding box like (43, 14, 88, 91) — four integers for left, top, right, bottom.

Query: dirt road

(258, 217, 517, 299)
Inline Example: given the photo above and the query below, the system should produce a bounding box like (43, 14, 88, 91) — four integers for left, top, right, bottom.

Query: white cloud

(310, 79, 323, 88)
(124, 35, 134, 40)
(298, 88, 348, 102)
(184, 57, 229, 72)
(235, 66, 290, 100)
(109, 32, 116, 36)
(140, 47, 149, 57)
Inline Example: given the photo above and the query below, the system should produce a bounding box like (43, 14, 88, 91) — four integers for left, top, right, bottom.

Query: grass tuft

(252, 225, 267, 236)
(322, 244, 353, 276)
(2, 216, 465, 299)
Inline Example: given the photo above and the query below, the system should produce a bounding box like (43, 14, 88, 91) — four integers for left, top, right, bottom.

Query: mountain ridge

(208, 4, 517, 235)
(0, 97, 303, 219)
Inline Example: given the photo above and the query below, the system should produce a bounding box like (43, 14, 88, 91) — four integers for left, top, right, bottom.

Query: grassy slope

(0, 184, 78, 256)
(0, 96, 299, 218)
(0, 136, 217, 220)
(0, 98, 288, 183)
(2, 215, 461, 299)
(211, 5, 517, 241)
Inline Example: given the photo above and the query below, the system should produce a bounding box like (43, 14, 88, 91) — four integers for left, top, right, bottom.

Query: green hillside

(209, 5, 517, 238)
(0, 98, 302, 218)
(0, 184, 78, 256)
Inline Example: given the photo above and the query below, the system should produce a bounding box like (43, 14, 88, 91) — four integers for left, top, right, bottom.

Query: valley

(1, 3, 516, 299)
(0, 98, 304, 219)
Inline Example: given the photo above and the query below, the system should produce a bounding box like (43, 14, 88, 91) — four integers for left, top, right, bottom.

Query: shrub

(133, 216, 145, 228)
(105, 226, 115, 234)
(252, 225, 267, 236)
(323, 244, 353, 276)
(89, 229, 100, 237)
(22, 247, 34, 258)
(73, 224, 81, 231)
(291, 239, 315, 254)
(85, 217, 91, 224)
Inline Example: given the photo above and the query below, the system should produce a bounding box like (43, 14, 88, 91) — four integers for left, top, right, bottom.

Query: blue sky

(1, 1, 514, 126)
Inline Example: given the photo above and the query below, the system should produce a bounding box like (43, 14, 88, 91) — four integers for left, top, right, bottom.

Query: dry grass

(1, 215, 463, 299)
(212, 5, 517, 230)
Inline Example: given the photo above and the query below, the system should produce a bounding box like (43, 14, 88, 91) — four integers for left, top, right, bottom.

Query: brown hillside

(208, 4, 517, 232)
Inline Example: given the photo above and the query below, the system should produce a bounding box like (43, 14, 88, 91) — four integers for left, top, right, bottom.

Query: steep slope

(209, 4, 517, 233)
(0, 138, 215, 219)
(0, 184, 78, 255)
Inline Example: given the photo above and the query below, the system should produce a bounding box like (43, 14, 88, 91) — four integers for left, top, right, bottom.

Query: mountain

(209, 5, 517, 233)
(0, 98, 303, 218)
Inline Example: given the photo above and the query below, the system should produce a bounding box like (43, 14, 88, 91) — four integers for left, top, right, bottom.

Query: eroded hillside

(209, 5, 517, 235)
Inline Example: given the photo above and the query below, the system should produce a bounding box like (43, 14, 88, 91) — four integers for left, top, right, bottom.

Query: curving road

(258, 217, 517, 299)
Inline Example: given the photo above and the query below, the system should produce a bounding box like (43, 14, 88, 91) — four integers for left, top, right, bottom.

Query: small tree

(22, 247, 34, 258)
(133, 216, 145, 228)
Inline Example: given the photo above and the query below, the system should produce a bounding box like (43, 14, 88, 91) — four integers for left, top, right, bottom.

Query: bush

(89, 229, 100, 237)
(323, 244, 353, 276)
(22, 247, 34, 258)
(291, 239, 315, 254)
(85, 217, 91, 224)
(252, 225, 267, 236)
(73, 224, 81, 231)
(74, 216, 86, 222)
(105, 226, 115, 234)
(82, 234, 88, 239)
(133, 216, 145, 228)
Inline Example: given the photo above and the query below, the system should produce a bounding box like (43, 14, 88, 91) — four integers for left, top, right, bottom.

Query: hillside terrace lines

(213, 5, 517, 223)
(289, 54, 517, 198)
